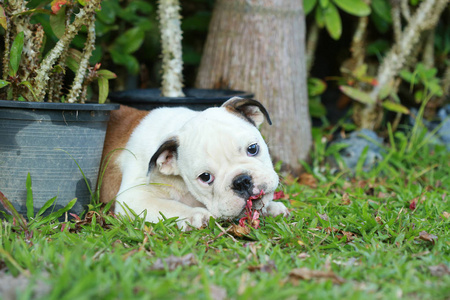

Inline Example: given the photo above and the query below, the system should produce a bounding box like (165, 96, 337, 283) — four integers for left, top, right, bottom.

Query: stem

(34, 0, 101, 102)
(48, 6, 73, 103)
(67, 12, 96, 103)
(158, 0, 185, 97)
(390, 0, 402, 44)
(306, 23, 319, 74)
(2, 17, 10, 81)
(371, 0, 447, 100)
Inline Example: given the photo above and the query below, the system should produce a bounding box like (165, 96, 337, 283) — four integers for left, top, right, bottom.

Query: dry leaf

(443, 211, 449, 219)
(375, 216, 383, 224)
(418, 231, 438, 245)
(409, 197, 418, 210)
(428, 264, 450, 277)
(297, 253, 310, 259)
(70, 211, 112, 233)
(289, 267, 345, 285)
(283, 174, 298, 185)
(299, 173, 317, 188)
(318, 213, 329, 221)
(341, 192, 351, 205)
(273, 191, 286, 200)
(228, 224, 251, 237)
(340, 231, 357, 241)
(151, 253, 197, 271)
(208, 284, 227, 300)
(248, 260, 277, 273)
(343, 181, 352, 190)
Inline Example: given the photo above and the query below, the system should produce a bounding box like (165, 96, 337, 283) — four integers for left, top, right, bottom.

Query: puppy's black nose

(232, 174, 253, 195)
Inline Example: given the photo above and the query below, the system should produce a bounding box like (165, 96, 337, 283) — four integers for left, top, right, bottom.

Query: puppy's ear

(148, 137, 180, 176)
(221, 97, 272, 127)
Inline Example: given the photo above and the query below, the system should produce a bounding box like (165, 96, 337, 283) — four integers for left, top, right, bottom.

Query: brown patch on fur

(98, 105, 148, 204)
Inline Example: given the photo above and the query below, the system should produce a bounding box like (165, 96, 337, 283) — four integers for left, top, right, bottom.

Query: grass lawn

(0, 127, 449, 300)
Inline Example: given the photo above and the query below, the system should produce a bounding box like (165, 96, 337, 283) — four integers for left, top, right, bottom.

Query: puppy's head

(149, 97, 279, 218)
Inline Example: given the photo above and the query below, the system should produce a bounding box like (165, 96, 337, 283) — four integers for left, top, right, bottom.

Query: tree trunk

(195, 0, 311, 175)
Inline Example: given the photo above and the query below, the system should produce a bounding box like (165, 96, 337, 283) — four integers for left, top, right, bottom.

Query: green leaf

(110, 50, 139, 74)
(319, 0, 330, 8)
(378, 82, 394, 100)
(96, 0, 117, 25)
(19, 81, 39, 101)
(113, 27, 144, 54)
(353, 64, 368, 79)
(309, 97, 327, 118)
(36, 196, 58, 217)
(333, 0, 371, 16)
(38, 198, 77, 224)
(355, 145, 369, 175)
(66, 48, 82, 73)
(315, 6, 325, 27)
(324, 3, 342, 40)
(26, 173, 34, 219)
(399, 69, 416, 84)
(98, 77, 108, 104)
(414, 90, 425, 103)
(50, 6, 66, 39)
(0, 5, 7, 30)
(0, 191, 28, 231)
(97, 69, 117, 80)
(10, 32, 24, 77)
(0, 80, 10, 89)
(339, 85, 375, 104)
(372, 0, 392, 23)
(304, 0, 317, 15)
(382, 101, 410, 114)
(308, 78, 327, 96)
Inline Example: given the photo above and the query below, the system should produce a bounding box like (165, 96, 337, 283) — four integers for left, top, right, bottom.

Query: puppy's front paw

(265, 201, 290, 218)
(177, 207, 213, 231)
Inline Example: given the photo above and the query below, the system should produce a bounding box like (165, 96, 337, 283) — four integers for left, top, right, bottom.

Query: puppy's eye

(247, 143, 259, 156)
(198, 172, 214, 185)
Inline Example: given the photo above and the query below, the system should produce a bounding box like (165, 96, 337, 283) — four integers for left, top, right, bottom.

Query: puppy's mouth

(236, 190, 265, 228)
(237, 190, 265, 218)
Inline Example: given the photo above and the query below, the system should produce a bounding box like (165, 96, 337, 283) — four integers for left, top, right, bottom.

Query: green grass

(0, 126, 449, 300)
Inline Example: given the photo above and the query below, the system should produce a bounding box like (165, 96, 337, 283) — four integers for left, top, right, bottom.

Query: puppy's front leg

(115, 188, 213, 231)
(263, 201, 290, 218)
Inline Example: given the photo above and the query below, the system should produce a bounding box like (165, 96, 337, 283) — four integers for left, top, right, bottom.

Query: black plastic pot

(0, 100, 119, 218)
(109, 88, 254, 111)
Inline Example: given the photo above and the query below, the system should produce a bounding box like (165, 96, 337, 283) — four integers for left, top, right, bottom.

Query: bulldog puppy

(100, 97, 289, 230)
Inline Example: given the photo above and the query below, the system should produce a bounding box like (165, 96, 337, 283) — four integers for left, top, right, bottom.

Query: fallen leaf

(443, 211, 449, 219)
(297, 253, 310, 259)
(70, 211, 112, 233)
(248, 260, 277, 273)
(340, 231, 357, 241)
(375, 216, 383, 224)
(208, 284, 227, 300)
(428, 264, 450, 277)
(341, 193, 351, 205)
(151, 253, 197, 271)
(323, 227, 339, 234)
(418, 231, 438, 245)
(273, 191, 285, 200)
(283, 174, 298, 185)
(289, 267, 345, 285)
(318, 213, 329, 221)
(238, 191, 264, 229)
(228, 224, 251, 237)
(298, 173, 317, 188)
(409, 197, 418, 210)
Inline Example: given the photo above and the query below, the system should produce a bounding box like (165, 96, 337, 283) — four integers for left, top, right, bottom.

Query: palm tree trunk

(196, 0, 311, 175)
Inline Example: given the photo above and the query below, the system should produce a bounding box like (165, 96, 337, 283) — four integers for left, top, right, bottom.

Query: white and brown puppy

(100, 97, 289, 230)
